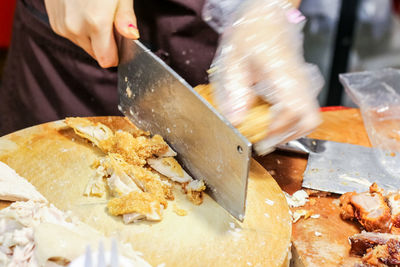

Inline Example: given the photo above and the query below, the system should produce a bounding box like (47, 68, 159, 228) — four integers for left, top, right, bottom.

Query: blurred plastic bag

(340, 68, 400, 177)
(204, 0, 324, 155)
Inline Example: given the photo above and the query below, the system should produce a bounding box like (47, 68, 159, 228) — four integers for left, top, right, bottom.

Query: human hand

(210, 0, 323, 147)
(44, 0, 139, 68)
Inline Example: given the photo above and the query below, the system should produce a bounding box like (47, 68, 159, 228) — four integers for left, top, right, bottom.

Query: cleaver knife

(117, 38, 252, 221)
(278, 137, 400, 194)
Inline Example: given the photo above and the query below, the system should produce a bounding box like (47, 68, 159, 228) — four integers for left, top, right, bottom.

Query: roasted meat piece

(340, 191, 357, 220)
(350, 232, 400, 266)
(387, 192, 400, 229)
(339, 184, 392, 232)
(351, 192, 392, 232)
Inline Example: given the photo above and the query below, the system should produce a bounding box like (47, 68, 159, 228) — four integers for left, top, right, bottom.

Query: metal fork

(84, 239, 119, 267)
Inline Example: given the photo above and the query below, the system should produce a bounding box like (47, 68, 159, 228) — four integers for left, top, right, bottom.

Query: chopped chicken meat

(147, 157, 192, 183)
(100, 131, 168, 166)
(83, 165, 107, 197)
(66, 118, 169, 166)
(107, 172, 141, 197)
(147, 157, 206, 204)
(0, 161, 46, 203)
(157, 145, 177, 157)
(339, 183, 392, 232)
(103, 154, 143, 197)
(104, 153, 170, 206)
(65, 117, 113, 148)
(185, 180, 206, 205)
(107, 191, 162, 222)
(66, 117, 207, 223)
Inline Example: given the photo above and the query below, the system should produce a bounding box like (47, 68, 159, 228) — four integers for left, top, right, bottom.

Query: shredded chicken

(0, 161, 151, 266)
(0, 200, 152, 267)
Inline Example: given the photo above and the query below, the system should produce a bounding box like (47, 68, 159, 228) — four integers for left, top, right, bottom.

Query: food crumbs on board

(314, 231, 322, 237)
(292, 209, 310, 223)
(284, 190, 309, 208)
(126, 86, 132, 98)
(173, 204, 188, 216)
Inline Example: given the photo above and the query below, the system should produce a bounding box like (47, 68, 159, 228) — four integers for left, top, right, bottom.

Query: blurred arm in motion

(204, 0, 324, 148)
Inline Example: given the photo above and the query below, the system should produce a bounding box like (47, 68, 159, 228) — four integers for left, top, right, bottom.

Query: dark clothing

(0, 0, 218, 136)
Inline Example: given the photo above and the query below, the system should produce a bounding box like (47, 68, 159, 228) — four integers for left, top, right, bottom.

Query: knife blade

(117, 38, 252, 221)
(278, 137, 400, 194)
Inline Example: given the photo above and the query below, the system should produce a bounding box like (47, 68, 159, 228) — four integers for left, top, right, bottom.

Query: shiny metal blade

(118, 39, 252, 221)
(297, 138, 400, 194)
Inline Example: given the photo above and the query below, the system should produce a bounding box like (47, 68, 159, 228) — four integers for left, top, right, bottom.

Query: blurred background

(0, 0, 399, 107)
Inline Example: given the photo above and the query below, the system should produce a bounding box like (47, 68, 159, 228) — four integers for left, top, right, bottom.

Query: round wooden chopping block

(0, 117, 291, 267)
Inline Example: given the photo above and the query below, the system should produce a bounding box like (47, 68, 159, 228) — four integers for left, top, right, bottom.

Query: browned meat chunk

(352, 192, 392, 232)
(363, 244, 391, 267)
(340, 183, 392, 232)
(350, 232, 400, 266)
(387, 192, 400, 229)
(340, 192, 357, 220)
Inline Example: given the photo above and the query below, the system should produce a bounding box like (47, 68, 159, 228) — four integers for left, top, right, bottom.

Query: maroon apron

(0, 0, 218, 136)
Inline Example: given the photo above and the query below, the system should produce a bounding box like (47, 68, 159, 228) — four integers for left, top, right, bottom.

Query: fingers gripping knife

(117, 38, 252, 221)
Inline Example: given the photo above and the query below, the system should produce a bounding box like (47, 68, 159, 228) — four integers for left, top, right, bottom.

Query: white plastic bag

(340, 68, 400, 177)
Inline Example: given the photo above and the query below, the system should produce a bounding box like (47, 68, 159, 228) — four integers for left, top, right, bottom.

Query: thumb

(114, 0, 140, 39)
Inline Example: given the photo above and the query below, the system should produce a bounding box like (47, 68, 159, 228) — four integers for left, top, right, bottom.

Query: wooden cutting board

(0, 117, 291, 267)
(256, 108, 369, 266)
